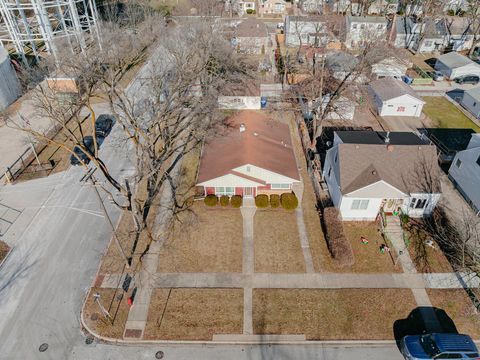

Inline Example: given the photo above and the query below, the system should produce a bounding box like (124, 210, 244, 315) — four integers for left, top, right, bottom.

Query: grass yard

(143, 288, 243, 340)
(254, 210, 305, 273)
(407, 237, 453, 273)
(427, 289, 480, 339)
(339, 222, 402, 273)
(253, 289, 417, 340)
(157, 202, 243, 273)
(423, 97, 480, 132)
(82, 287, 130, 339)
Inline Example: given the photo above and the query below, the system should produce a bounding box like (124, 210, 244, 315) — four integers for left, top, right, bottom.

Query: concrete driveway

(379, 113, 433, 132)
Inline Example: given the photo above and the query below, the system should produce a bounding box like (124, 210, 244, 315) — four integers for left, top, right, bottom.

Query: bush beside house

(255, 194, 269, 208)
(231, 195, 243, 208)
(204, 194, 218, 206)
(270, 194, 280, 208)
(280, 193, 298, 210)
(323, 207, 354, 267)
(220, 195, 230, 206)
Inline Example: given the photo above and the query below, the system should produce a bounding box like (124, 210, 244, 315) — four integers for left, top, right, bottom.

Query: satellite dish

(326, 141, 332, 147)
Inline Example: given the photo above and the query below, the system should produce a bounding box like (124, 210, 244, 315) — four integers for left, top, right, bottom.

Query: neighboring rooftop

(336, 130, 426, 146)
(197, 111, 299, 183)
(464, 86, 480, 101)
(395, 16, 417, 35)
(436, 51, 473, 69)
(370, 78, 424, 102)
(235, 18, 268, 38)
(421, 128, 476, 153)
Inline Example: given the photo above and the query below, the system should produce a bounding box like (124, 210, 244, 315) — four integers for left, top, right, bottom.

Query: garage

(435, 52, 480, 80)
(369, 78, 425, 117)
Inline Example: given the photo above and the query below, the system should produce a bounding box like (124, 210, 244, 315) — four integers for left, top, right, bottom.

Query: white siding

(198, 173, 262, 187)
(401, 193, 441, 217)
(339, 197, 384, 221)
(378, 95, 424, 117)
(436, 62, 480, 80)
(234, 164, 299, 184)
(449, 146, 480, 214)
(218, 96, 261, 110)
(461, 91, 480, 119)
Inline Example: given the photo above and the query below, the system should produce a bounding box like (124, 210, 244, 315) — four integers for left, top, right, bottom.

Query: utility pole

(82, 168, 131, 269)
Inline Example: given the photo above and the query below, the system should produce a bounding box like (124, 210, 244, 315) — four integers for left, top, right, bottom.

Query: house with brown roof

(196, 111, 301, 198)
(369, 78, 425, 117)
(322, 131, 441, 221)
(233, 18, 269, 55)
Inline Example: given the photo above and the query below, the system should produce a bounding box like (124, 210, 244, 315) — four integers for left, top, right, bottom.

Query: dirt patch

(427, 289, 480, 339)
(157, 202, 243, 273)
(254, 209, 305, 273)
(144, 288, 243, 340)
(0, 240, 11, 263)
(82, 287, 130, 339)
(253, 288, 417, 340)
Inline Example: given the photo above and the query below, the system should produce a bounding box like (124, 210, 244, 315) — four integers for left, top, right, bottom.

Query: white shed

(369, 78, 425, 117)
(461, 86, 480, 119)
(435, 52, 480, 80)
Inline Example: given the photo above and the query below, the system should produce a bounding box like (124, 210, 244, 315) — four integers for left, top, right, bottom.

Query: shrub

(323, 207, 354, 267)
(255, 194, 269, 208)
(280, 193, 298, 210)
(220, 195, 230, 207)
(231, 195, 243, 208)
(204, 194, 218, 207)
(246, 8, 255, 14)
(270, 194, 280, 208)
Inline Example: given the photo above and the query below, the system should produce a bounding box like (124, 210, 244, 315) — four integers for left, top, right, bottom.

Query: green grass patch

(423, 97, 480, 132)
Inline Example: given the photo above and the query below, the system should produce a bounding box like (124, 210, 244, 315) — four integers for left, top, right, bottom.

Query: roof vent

(240, 123, 246, 132)
(372, 170, 377, 175)
(384, 131, 390, 144)
(253, 132, 259, 136)
(387, 144, 394, 152)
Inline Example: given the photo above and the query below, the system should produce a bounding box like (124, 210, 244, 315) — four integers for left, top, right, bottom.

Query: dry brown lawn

(286, 113, 333, 273)
(407, 234, 453, 273)
(0, 240, 11, 263)
(144, 288, 243, 340)
(336, 222, 402, 273)
(254, 209, 305, 273)
(82, 287, 130, 339)
(158, 202, 243, 273)
(427, 289, 480, 339)
(253, 289, 417, 340)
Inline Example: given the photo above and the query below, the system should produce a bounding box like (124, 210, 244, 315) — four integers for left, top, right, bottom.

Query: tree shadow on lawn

(393, 307, 458, 350)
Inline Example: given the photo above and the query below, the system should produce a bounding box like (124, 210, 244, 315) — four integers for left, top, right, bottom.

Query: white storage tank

(0, 46, 21, 111)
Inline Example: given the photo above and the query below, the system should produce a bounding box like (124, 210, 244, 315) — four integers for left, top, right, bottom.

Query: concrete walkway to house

(240, 197, 256, 335)
(384, 216, 441, 333)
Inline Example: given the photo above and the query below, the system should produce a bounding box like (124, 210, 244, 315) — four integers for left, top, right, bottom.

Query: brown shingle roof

(197, 111, 300, 183)
(338, 143, 441, 194)
(235, 18, 268, 38)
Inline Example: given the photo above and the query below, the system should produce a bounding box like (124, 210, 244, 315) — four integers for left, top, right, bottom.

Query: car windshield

(420, 335, 440, 356)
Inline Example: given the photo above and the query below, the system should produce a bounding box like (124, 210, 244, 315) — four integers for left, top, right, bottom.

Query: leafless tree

(3, 13, 245, 271)
(466, 0, 480, 55)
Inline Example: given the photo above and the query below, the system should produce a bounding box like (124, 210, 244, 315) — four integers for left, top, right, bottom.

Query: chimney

(239, 123, 246, 132)
(387, 144, 394, 152)
(384, 131, 390, 143)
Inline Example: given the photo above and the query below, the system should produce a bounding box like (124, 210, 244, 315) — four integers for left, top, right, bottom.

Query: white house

(449, 134, 480, 215)
(258, 0, 288, 15)
(196, 111, 301, 198)
(284, 16, 326, 47)
(323, 131, 442, 221)
(371, 57, 409, 80)
(461, 87, 480, 119)
(233, 18, 269, 55)
(345, 16, 388, 49)
(435, 52, 480, 80)
(218, 83, 261, 110)
(369, 78, 425, 117)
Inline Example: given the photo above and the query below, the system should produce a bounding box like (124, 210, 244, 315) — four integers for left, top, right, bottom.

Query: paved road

(0, 119, 133, 359)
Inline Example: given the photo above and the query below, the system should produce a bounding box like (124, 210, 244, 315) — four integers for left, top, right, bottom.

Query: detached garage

(370, 78, 425, 117)
(435, 52, 480, 80)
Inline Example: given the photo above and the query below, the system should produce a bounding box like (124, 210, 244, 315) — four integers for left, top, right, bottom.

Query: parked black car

(70, 136, 95, 166)
(454, 75, 480, 85)
(95, 114, 115, 138)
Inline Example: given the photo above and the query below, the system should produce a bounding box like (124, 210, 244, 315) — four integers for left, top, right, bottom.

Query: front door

(383, 199, 402, 214)
(244, 187, 254, 198)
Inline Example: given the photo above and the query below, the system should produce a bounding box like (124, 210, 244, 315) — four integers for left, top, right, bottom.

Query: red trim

(235, 187, 244, 196)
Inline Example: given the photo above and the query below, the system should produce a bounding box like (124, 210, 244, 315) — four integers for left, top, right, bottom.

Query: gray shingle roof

(370, 78, 424, 102)
(436, 52, 473, 69)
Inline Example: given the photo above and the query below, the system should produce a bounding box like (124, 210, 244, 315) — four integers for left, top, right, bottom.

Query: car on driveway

(454, 75, 480, 85)
(95, 114, 115, 138)
(70, 136, 95, 166)
(430, 71, 444, 81)
(400, 333, 479, 360)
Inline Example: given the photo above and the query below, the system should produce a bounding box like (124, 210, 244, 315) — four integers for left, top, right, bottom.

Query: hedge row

(204, 194, 243, 208)
(254, 193, 298, 210)
(323, 207, 354, 267)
